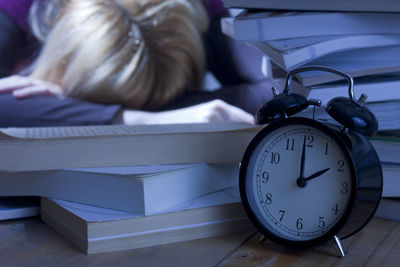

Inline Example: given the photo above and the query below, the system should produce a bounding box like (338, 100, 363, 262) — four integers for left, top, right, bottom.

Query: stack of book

(222, 0, 400, 220)
(222, 0, 400, 104)
(0, 123, 262, 253)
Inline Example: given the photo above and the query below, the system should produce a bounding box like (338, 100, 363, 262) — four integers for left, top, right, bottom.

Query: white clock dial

(244, 123, 353, 242)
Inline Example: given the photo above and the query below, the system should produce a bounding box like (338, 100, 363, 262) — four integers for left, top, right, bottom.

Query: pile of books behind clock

(222, 0, 400, 221)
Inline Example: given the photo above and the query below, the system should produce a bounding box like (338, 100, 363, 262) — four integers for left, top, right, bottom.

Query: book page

(367, 101, 400, 132)
(48, 186, 240, 222)
(237, 10, 306, 20)
(0, 197, 40, 220)
(265, 35, 337, 51)
(0, 122, 259, 139)
(68, 163, 198, 176)
(298, 101, 400, 132)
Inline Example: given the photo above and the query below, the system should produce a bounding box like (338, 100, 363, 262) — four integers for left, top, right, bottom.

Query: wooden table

(0, 216, 399, 266)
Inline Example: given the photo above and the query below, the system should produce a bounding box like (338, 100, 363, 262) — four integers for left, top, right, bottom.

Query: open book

(0, 122, 261, 172)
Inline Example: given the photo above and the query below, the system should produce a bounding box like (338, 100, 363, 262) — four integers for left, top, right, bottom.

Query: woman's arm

(0, 93, 121, 127)
(0, 92, 254, 127)
(165, 79, 275, 115)
(116, 99, 255, 125)
(0, 76, 256, 127)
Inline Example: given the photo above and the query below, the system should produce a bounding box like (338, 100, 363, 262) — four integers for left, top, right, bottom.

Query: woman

(0, 0, 272, 126)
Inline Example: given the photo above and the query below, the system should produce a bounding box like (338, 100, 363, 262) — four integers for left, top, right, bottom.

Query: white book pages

(253, 35, 400, 70)
(223, 0, 400, 13)
(222, 12, 400, 42)
(68, 164, 195, 176)
(0, 197, 40, 220)
(297, 101, 400, 132)
(298, 46, 400, 86)
(49, 186, 241, 222)
(0, 163, 239, 215)
(0, 122, 254, 139)
(381, 164, 400, 197)
(0, 123, 261, 172)
(375, 198, 400, 221)
(308, 77, 400, 105)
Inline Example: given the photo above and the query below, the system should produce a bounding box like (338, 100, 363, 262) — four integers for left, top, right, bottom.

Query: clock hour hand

(297, 167, 330, 188)
(304, 168, 331, 182)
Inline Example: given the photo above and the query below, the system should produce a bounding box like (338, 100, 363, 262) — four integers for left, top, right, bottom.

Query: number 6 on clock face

(240, 117, 356, 246)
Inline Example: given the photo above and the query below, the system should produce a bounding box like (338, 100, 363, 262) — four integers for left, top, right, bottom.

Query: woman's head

(28, 0, 208, 109)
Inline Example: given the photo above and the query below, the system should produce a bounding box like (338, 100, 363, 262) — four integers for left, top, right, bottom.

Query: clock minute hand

(304, 168, 331, 182)
(299, 136, 306, 179)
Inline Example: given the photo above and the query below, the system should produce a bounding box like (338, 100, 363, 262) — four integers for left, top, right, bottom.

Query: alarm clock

(239, 66, 383, 257)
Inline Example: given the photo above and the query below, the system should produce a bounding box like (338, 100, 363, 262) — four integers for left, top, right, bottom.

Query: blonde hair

(28, 0, 209, 110)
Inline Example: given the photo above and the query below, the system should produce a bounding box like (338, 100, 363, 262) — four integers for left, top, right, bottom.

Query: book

(250, 35, 400, 70)
(0, 163, 238, 215)
(306, 76, 400, 105)
(368, 130, 400, 164)
(0, 123, 262, 172)
(40, 186, 253, 254)
(375, 198, 400, 221)
(298, 101, 400, 132)
(297, 102, 400, 164)
(298, 46, 400, 86)
(221, 11, 400, 42)
(223, 0, 400, 13)
(381, 163, 400, 197)
(270, 46, 400, 86)
(0, 197, 40, 220)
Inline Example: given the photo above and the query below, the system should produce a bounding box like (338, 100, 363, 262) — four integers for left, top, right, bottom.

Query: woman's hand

(0, 75, 64, 98)
(115, 100, 256, 125)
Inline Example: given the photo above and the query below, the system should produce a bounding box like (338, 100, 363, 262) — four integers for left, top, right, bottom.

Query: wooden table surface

(0, 216, 399, 266)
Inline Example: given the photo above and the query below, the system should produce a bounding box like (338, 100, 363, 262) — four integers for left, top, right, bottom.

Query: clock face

(240, 118, 355, 245)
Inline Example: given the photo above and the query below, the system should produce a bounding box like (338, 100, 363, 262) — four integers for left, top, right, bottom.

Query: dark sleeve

(0, 94, 121, 127)
(204, 15, 267, 86)
(165, 79, 274, 115)
(0, 9, 25, 78)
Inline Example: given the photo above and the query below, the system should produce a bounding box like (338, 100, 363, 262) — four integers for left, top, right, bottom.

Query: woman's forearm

(115, 100, 255, 125)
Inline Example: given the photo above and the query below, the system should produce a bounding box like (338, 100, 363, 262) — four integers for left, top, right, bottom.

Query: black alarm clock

(239, 66, 383, 257)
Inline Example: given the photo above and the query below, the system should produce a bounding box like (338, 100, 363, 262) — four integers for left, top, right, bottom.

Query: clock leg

(259, 235, 267, 244)
(332, 235, 346, 257)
